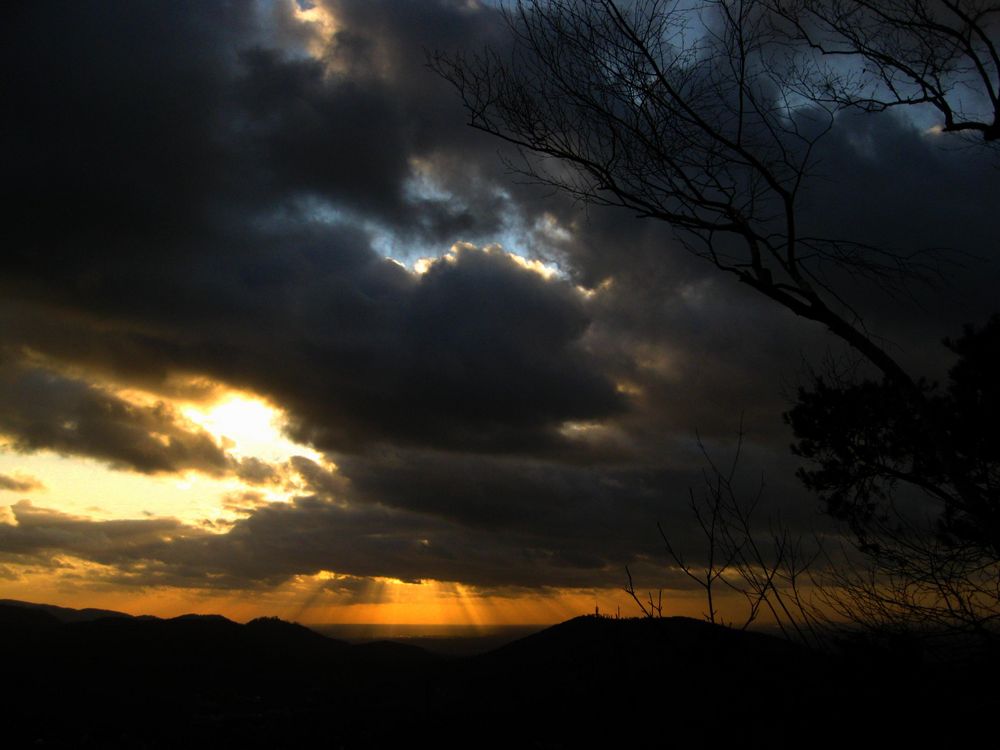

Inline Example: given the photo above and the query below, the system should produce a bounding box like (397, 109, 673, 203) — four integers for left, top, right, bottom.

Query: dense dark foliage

(789, 316, 1000, 556)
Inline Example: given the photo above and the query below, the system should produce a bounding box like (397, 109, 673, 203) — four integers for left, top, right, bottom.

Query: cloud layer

(1, 0, 996, 596)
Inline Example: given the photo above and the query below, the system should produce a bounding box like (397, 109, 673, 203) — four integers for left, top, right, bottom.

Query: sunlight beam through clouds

(282, 573, 641, 627)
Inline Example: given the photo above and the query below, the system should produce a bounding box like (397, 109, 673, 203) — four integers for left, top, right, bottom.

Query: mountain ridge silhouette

(1, 600, 989, 746)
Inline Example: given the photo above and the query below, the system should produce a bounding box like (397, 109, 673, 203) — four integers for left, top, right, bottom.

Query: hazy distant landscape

(310, 623, 545, 656)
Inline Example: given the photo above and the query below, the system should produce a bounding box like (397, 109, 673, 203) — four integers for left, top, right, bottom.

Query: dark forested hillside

(2, 602, 994, 747)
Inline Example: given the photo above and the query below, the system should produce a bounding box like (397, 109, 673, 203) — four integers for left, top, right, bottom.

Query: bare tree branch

(769, 0, 1000, 142)
(430, 0, 935, 387)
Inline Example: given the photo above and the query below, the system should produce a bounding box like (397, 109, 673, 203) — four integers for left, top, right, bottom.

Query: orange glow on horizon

(0, 558, 727, 626)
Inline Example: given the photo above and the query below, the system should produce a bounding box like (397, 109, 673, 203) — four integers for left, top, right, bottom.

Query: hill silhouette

(1, 601, 994, 747)
(0, 598, 134, 623)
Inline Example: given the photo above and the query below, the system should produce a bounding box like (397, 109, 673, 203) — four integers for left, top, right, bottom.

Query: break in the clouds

(1, 0, 996, 601)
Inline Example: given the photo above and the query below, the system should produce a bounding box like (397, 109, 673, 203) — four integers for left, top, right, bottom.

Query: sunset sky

(2, 0, 996, 626)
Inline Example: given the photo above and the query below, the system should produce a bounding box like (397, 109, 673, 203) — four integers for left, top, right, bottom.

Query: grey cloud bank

(1, 0, 995, 593)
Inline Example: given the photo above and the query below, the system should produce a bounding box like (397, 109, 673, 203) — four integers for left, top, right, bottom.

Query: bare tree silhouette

(431, 0, 944, 387)
(630, 420, 1000, 653)
(627, 425, 824, 648)
(790, 318, 1000, 646)
(769, 0, 1000, 142)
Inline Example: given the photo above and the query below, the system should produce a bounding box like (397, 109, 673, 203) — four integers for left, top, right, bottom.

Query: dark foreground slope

(2, 602, 995, 748)
(1, 602, 435, 748)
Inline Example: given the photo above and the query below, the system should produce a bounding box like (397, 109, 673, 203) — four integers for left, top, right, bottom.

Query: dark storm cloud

(0, 501, 205, 567)
(3, 238, 624, 455)
(232, 457, 282, 486)
(0, 459, 717, 590)
(792, 110, 1000, 376)
(0, 362, 231, 475)
(334, 438, 826, 561)
(3, 0, 622, 456)
(550, 108, 1000, 439)
(1, 0, 996, 594)
(2, 0, 506, 280)
(269, 243, 626, 454)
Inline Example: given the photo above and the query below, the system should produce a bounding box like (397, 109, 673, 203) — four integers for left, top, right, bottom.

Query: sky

(1, 0, 997, 626)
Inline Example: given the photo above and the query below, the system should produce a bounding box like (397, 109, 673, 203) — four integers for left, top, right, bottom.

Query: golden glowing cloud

(410, 242, 563, 281)
(291, 0, 339, 59)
